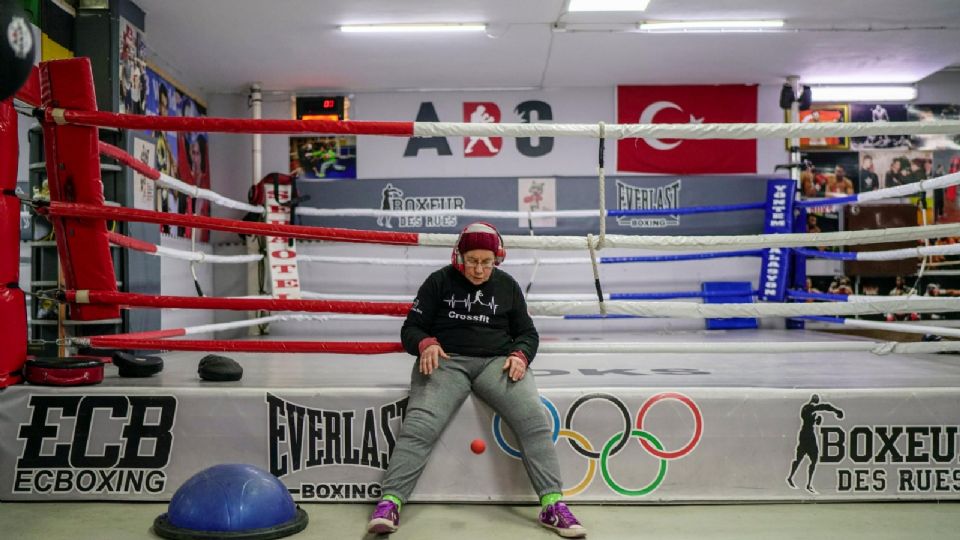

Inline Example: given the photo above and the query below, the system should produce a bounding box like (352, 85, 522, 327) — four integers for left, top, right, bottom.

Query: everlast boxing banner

(617, 85, 758, 175)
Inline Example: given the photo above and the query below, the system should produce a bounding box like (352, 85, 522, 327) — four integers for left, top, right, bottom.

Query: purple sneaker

(538, 502, 587, 538)
(367, 500, 400, 534)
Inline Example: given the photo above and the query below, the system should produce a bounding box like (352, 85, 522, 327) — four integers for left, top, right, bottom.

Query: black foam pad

(198, 354, 243, 382)
(112, 351, 164, 377)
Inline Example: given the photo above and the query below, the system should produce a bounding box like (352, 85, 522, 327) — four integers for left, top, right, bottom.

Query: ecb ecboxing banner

(1, 385, 958, 502)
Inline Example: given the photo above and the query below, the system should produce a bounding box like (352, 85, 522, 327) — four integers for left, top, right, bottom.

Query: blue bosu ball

(154, 463, 308, 539)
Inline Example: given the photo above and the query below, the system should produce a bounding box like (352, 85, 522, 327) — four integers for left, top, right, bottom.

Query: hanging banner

(265, 183, 301, 300)
(295, 175, 769, 236)
(131, 137, 156, 210)
(758, 178, 796, 301)
(517, 178, 557, 228)
(617, 85, 758, 175)
(352, 89, 611, 179)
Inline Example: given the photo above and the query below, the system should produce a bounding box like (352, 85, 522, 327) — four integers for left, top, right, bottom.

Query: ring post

(786, 204, 809, 329)
(39, 58, 119, 321)
(0, 97, 26, 386)
(758, 178, 796, 315)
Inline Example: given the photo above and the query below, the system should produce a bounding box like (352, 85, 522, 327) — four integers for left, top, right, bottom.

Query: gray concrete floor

(1, 502, 958, 540)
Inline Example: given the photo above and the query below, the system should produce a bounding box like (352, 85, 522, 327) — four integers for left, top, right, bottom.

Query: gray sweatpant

(381, 354, 562, 502)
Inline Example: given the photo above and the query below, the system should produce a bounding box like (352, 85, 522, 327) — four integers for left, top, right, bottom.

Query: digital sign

(295, 96, 346, 121)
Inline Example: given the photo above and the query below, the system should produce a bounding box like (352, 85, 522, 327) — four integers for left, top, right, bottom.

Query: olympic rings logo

(492, 392, 703, 497)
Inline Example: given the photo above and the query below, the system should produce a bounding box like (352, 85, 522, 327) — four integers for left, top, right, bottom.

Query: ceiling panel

(132, 0, 960, 94)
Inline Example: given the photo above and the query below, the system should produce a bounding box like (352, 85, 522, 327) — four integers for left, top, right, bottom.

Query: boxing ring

(3, 58, 960, 503)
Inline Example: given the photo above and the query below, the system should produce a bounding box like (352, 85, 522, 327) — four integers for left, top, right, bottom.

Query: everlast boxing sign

(14, 395, 177, 495)
(615, 179, 682, 228)
(266, 394, 407, 500)
(785, 395, 960, 495)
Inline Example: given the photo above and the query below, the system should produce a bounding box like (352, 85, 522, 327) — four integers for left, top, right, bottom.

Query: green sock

(540, 492, 562, 508)
(382, 494, 403, 511)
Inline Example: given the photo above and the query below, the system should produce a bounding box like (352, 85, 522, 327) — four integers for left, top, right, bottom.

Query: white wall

(159, 236, 215, 334)
(916, 71, 960, 103)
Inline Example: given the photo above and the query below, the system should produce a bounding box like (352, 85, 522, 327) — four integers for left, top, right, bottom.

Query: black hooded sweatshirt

(401, 265, 539, 364)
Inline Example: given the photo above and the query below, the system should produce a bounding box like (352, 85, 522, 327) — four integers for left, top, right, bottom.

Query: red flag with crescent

(617, 85, 758, 175)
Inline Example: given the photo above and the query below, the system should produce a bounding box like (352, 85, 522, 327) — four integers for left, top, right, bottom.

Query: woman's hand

(420, 343, 449, 375)
(503, 355, 526, 382)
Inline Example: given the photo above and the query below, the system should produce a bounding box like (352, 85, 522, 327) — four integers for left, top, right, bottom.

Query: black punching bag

(0, 0, 35, 101)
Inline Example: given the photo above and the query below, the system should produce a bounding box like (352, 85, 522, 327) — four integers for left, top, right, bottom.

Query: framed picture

(289, 136, 357, 180)
(785, 104, 850, 151)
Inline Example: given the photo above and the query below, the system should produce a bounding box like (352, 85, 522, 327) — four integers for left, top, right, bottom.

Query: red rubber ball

(470, 439, 486, 454)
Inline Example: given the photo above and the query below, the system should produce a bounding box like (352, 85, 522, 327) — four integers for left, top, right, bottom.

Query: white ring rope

(177, 313, 399, 335)
(154, 245, 263, 264)
(587, 234, 605, 315)
(858, 171, 960, 203)
(289, 291, 960, 318)
(270, 170, 960, 219)
(839, 294, 935, 303)
(296, 208, 599, 218)
(539, 341, 960, 355)
(158, 171, 263, 214)
(817, 316, 960, 339)
(853, 242, 960, 261)
(597, 121, 607, 248)
(129, 238, 960, 266)
(422, 222, 960, 251)
(236, 293, 960, 317)
(802, 170, 960, 206)
(528, 298, 960, 318)
(148, 161, 960, 224)
(412, 119, 960, 139)
(298, 291, 690, 302)
(107, 313, 960, 356)
(297, 255, 588, 266)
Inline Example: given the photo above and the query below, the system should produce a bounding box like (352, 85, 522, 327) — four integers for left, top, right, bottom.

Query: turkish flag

(617, 85, 757, 175)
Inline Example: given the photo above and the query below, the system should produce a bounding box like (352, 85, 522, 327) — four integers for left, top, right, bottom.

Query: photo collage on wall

(806, 274, 960, 322)
(120, 18, 212, 241)
(799, 101, 960, 304)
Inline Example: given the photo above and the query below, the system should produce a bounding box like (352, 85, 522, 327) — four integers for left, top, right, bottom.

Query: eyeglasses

(464, 259, 495, 269)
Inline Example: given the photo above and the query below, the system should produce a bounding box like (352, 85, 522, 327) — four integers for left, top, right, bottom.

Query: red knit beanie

(457, 222, 501, 256)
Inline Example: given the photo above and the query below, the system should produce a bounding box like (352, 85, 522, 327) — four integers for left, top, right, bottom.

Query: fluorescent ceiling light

(568, 0, 650, 11)
(638, 19, 784, 32)
(811, 85, 917, 102)
(340, 23, 486, 33)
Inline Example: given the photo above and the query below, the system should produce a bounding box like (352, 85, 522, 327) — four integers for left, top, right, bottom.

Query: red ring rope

(99, 141, 160, 180)
(98, 328, 186, 340)
(56, 109, 415, 136)
(84, 337, 405, 354)
(107, 231, 158, 253)
(65, 290, 412, 315)
(42, 202, 421, 245)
